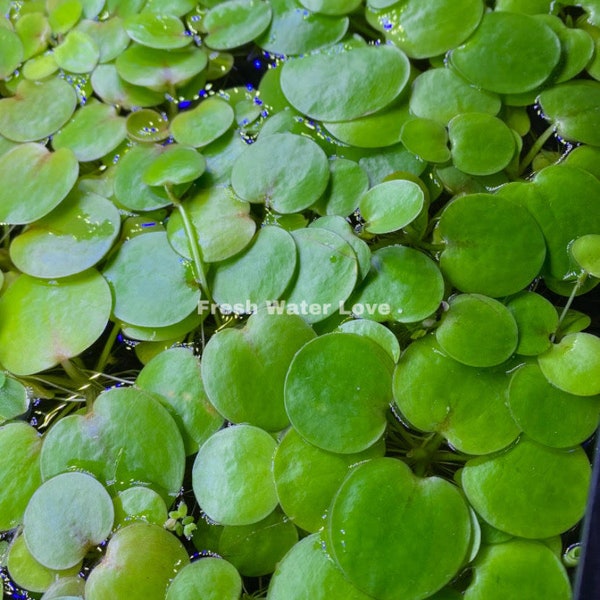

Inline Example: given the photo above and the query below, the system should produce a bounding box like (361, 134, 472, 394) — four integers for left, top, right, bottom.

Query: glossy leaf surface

(85, 522, 189, 600)
(192, 424, 279, 526)
(393, 335, 520, 455)
(136, 347, 224, 454)
(462, 438, 591, 538)
(201, 310, 315, 431)
(23, 471, 113, 570)
(103, 231, 200, 328)
(40, 387, 185, 500)
(285, 333, 393, 453)
(0, 271, 111, 376)
(328, 458, 472, 600)
(280, 44, 410, 122)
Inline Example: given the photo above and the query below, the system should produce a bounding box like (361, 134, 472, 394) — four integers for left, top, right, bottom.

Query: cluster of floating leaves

(1, 0, 600, 598)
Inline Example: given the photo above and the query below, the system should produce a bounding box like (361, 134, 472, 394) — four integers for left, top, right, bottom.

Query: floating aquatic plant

(0, 1, 599, 598)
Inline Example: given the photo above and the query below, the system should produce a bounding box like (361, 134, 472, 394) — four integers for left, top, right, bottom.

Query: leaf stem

(411, 433, 445, 477)
(552, 271, 588, 342)
(164, 185, 222, 327)
(94, 321, 120, 373)
(165, 186, 209, 293)
(60, 358, 97, 412)
(518, 124, 556, 176)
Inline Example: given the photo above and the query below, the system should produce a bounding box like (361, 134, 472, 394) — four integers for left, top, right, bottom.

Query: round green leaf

(40, 575, 85, 599)
(285, 333, 393, 454)
(124, 13, 190, 49)
(166, 557, 243, 600)
(7, 533, 81, 593)
(16, 12, 51, 62)
(337, 319, 400, 363)
(192, 424, 279, 526)
(309, 215, 371, 281)
(538, 332, 600, 396)
(218, 510, 298, 576)
(358, 143, 427, 186)
(267, 533, 374, 600)
(204, 0, 272, 50)
(0, 25, 24, 78)
(120, 310, 202, 343)
(166, 186, 256, 262)
(144, 0, 197, 15)
(91, 63, 165, 109)
(52, 99, 127, 162)
(231, 132, 329, 213)
(47, 0, 83, 35)
(300, 0, 361, 13)
(280, 44, 410, 122)
(273, 427, 385, 532)
(527, 166, 600, 284)
(170, 97, 235, 147)
(85, 522, 189, 600)
(210, 226, 297, 308)
(23, 55, 60, 82)
(328, 458, 472, 600)
(435, 294, 518, 367)
(349, 245, 444, 323)
(112, 486, 168, 529)
(323, 100, 411, 149)
(359, 179, 425, 234)
(76, 17, 131, 63)
(0, 423, 42, 530)
(367, 0, 484, 59)
(506, 291, 558, 356)
(571, 233, 600, 276)
(142, 145, 206, 186)
(113, 144, 170, 211)
(0, 143, 78, 224)
(9, 190, 121, 278)
(461, 437, 591, 538)
(115, 44, 208, 90)
(201, 310, 316, 431)
(256, 0, 348, 55)
(315, 157, 369, 216)
(282, 227, 358, 323)
(136, 346, 224, 454)
(508, 362, 600, 448)
(23, 472, 114, 570)
(393, 335, 520, 455)
(0, 78, 77, 142)
(464, 540, 571, 600)
(410, 68, 501, 125)
(103, 231, 200, 328)
(450, 11, 561, 94)
(538, 14, 595, 83)
(40, 386, 186, 500)
(448, 113, 516, 176)
(539, 80, 600, 146)
(0, 375, 29, 422)
(54, 30, 99, 72)
(400, 118, 451, 163)
(436, 193, 546, 297)
(126, 109, 170, 142)
(0, 270, 111, 376)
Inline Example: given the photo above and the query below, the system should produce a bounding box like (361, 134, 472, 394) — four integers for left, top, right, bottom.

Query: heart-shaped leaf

(285, 333, 394, 454)
(327, 458, 472, 600)
(0, 270, 111, 376)
(40, 386, 185, 500)
(23, 471, 114, 570)
(0, 143, 78, 224)
(201, 309, 315, 431)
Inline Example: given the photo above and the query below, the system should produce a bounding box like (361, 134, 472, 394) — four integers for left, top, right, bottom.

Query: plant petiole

(518, 124, 556, 176)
